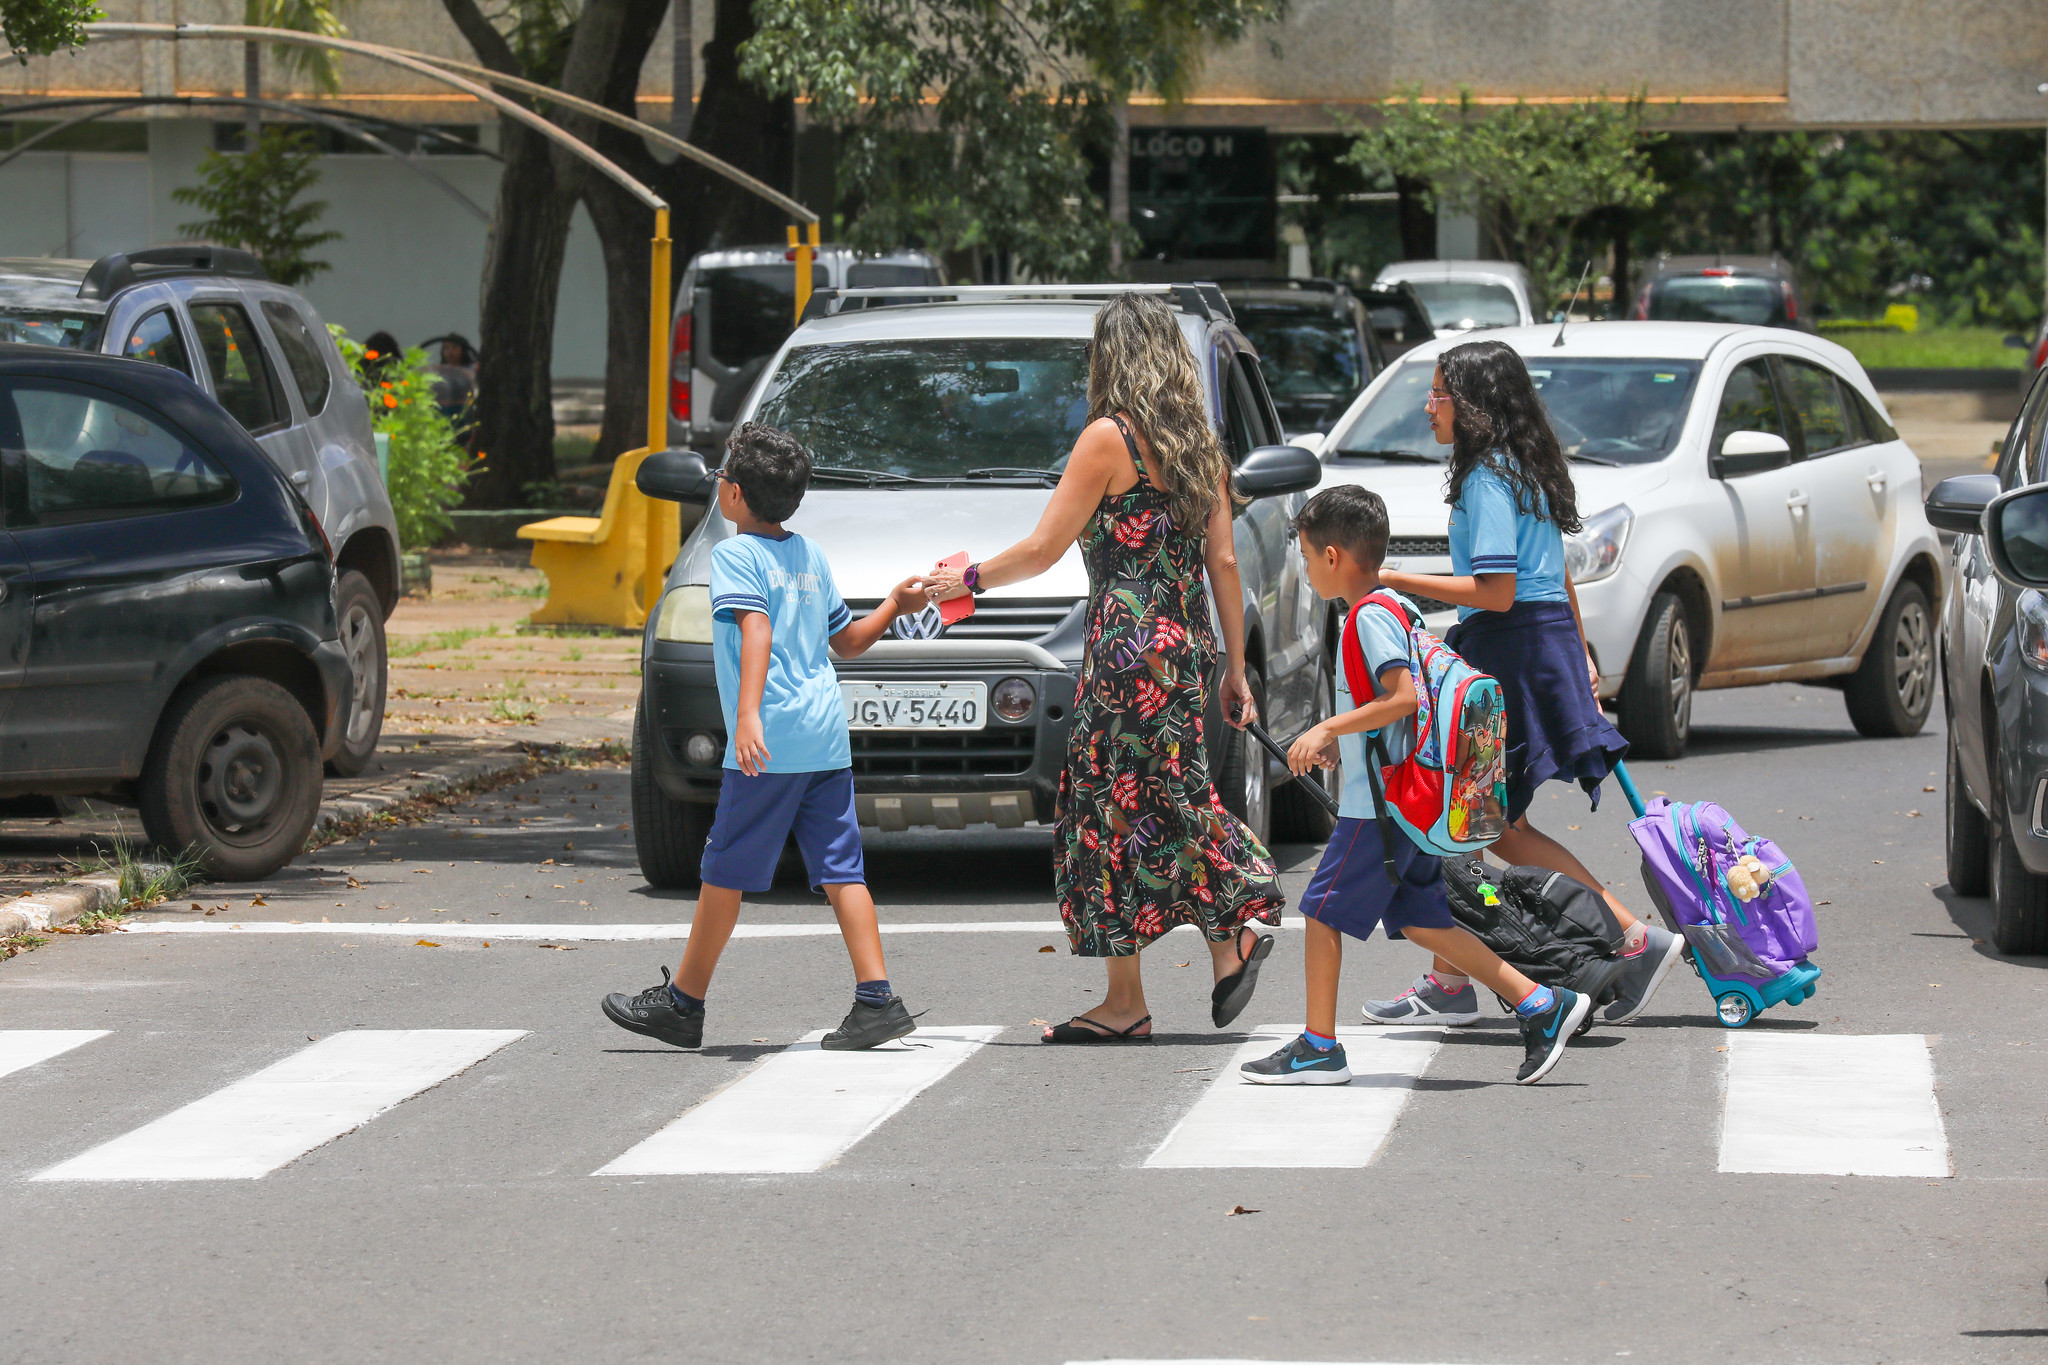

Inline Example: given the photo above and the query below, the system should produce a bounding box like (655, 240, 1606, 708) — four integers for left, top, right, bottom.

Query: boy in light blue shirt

(1239, 484, 1589, 1087)
(602, 423, 925, 1053)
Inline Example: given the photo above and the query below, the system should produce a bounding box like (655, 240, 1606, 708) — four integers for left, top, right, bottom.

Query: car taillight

(1782, 280, 1798, 321)
(1700, 267, 1732, 277)
(1631, 285, 1651, 320)
(2034, 336, 2048, 370)
(303, 503, 333, 561)
(670, 312, 691, 422)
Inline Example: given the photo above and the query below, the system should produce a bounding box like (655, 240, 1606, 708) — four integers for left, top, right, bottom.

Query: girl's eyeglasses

(1423, 391, 1452, 412)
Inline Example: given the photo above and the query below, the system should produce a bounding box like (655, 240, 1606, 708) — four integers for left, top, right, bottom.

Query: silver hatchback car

(0, 246, 400, 775)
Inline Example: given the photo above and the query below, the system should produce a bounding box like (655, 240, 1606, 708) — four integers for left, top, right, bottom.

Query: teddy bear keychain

(1724, 853, 1776, 902)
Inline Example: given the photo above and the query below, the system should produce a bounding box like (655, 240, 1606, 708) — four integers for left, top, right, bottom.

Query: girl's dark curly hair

(1437, 339, 1583, 535)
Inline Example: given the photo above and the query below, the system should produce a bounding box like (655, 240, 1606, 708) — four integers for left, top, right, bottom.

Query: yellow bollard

(789, 221, 818, 323)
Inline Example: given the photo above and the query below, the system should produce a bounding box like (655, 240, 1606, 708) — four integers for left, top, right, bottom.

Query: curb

(0, 872, 129, 941)
(313, 747, 537, 835)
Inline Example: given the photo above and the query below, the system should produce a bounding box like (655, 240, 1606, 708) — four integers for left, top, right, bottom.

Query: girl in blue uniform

(1371, 339, 1684, 1028)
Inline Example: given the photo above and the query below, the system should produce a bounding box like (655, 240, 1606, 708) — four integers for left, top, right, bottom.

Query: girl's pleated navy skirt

(1446, 599, 1629, 822)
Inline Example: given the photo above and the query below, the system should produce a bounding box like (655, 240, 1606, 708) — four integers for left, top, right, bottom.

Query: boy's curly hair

(723, 421, 811, 523)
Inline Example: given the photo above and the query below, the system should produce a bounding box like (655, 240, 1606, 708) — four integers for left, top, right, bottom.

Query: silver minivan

(0, 247, 401, 775)
(667, 245, 945, 454)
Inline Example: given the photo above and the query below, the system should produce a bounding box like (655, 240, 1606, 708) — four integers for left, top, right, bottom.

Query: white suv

(1314, 321, 1944, 758)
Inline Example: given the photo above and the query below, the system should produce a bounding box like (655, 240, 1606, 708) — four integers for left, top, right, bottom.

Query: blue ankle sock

(1512, 984, 1557, 1019)
(668, 983, 705, 1015)
(1301, 1028, 1336, 1051)
(854, 978, 892, 1007)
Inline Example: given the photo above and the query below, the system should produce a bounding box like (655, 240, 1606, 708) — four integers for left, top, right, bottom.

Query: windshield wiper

(961, 466, 1061, 485)
(809, 466, 921, 486)
(1335, 449, 1441, 464)
(1567, 452, 1624, 467)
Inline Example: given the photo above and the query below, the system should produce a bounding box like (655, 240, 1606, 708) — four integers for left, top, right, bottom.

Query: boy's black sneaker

(601, 965, 704, 1049)
(820, 996, 916, 1051)
(1515, 986, 1591, 1085)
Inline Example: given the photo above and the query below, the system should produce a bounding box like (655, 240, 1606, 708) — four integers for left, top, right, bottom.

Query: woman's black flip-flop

(1211, 929, 1275, 1028)
(1042, 1014, 1152, 1043)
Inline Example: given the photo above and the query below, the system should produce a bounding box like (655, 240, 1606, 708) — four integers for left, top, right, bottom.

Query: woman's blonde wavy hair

(1086, 293, 1235, 534)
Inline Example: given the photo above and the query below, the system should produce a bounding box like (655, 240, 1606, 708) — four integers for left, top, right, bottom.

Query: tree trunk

(1610, 211, 1631, 319)
(244, 42, 260, 148)
(1108, 99, 1129, 272)
(1395, 174, 1434, 260)
(468, 122, 578, 506)
(670, 0, 693, 139)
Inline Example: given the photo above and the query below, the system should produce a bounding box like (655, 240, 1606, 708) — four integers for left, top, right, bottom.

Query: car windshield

(1405, 280, 1521, 330)
(0, 307, 104, 350)
(1649, 275, 1785, 326)
(698, 263, 825, 370)
(1331, 356, 1701, 466)
(1236, 311, 1363, 400)
(752, 338, 1089, 478)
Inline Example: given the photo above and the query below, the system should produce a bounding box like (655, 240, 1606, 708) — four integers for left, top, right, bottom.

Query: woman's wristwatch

(963, 562, 986, 596)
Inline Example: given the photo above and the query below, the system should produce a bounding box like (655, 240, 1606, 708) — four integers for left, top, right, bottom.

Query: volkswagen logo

(891, 603, 947, 641)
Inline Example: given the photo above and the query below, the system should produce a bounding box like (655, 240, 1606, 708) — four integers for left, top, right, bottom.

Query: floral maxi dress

(1054, 415, 1284, 956)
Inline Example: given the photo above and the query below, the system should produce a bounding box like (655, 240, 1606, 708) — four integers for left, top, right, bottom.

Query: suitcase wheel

(1715, 991, 1755, 1028)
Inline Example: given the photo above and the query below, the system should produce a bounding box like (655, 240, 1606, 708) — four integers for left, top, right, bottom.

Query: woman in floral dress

(924, 294, 1284, 1041)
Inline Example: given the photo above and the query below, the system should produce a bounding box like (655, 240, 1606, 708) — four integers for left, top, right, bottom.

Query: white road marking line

(597, 1026, 1002, 1175)
(123, 920, 1309, 941)
(0, 1030, 109, 1080)
(1069, 1359, 1515, 1364)
(1719, 1033, 1950, 1178)
(1143, 1024, 1442, 1169)
(34, 1030, 525, 1181)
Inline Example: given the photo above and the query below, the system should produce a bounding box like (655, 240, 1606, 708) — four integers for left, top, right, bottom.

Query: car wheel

(631, 702, 711, 890)
(1844, 580, 1935, 738)
(1946, 727, 1990, 897)
(325, 570, 387, 777)
(1988, 737, 2048, 954)
(1271, 649, 1338, 843)
(1616, 591, 1692, 760)
(139, 675, 324, 882)
(1217, 664, 1271, 847)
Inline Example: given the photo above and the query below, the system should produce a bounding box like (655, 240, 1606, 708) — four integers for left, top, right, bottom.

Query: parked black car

(0, 345, 347, 879)
(1361, 281, 1435, 362)
(1216, 278, 1381, 438)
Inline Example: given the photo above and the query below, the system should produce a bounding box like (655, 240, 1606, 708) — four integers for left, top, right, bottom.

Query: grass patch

(565, 646, 583, 662)
(554, 431, 597, 465)
(79, 837, 205, 911)
(1830, 327, 2027, 370)
(488, 680, 540, 723)
(390, 626, 499, 658)
(1, 931, 46, 960)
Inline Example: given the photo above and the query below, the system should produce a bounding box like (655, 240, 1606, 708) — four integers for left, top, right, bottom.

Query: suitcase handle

(1243, 720, 1342, 817)
(1612, 759, 1647, 820)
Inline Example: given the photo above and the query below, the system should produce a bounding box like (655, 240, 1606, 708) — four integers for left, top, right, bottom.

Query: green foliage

(1343, 90, 1661, 309)
(245, 0, 349, 92)
(172, 127, 341, 287)
(1828, 327, 2026, 371)
(743, 0, 1286, 277)
(1634, 130, 2044, 332)
(334, 329, 477, 550)
(1, 0, 101, 61)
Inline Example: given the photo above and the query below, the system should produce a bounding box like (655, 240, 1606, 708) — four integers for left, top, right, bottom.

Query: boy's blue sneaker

(601, 966, 705, 1050)
(1515, 986, 1590, 1084)
(1361, 973, 1483, 1026)
(1240, 1035, 1352, 1085)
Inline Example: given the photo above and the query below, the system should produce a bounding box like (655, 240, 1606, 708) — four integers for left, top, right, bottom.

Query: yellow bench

(518, 447, 682, 630)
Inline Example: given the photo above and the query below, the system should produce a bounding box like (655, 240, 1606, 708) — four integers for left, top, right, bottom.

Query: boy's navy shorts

(1300, 816, 1454, 942)
(700, 768, 865, 893)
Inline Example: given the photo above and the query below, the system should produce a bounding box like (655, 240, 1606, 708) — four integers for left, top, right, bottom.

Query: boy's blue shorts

(1300, 817, 1454, 942)
(700, 768, 865, 893)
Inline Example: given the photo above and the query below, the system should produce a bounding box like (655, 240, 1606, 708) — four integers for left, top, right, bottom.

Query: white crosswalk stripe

(1144, 1025, 1442, 1169)
(1718, 1032, 1950, 1177)
(34, 1030, 525, 1182)
(0, 1030, 109, 1080)
(597, 1026, 1003, 1175)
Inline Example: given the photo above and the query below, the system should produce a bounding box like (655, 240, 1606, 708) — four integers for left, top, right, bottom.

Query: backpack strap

(1341, 590, 1419, 887)
(1361, 731, 1402, 885)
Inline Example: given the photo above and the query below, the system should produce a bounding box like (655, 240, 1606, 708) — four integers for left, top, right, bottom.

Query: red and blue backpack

(1341, 591, 1511, 879)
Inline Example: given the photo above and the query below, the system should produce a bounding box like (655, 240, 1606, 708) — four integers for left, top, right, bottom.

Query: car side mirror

(1710, 429, 1792, 479)
(1233, 444, 1322, 500)
(1984, 484, 2048, 586)
(636, 448, 714, 504)
(1923, 473, 2000, 534)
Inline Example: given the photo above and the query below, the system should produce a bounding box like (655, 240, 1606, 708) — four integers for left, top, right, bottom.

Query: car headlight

(2019, 590, 2048, 672)
(1563, 503, 1633, 585)
(992, 677, 1035, 722)
(655, 584, 713, 643)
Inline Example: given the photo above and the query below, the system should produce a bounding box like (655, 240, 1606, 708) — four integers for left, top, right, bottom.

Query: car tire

(139, 675, 324, 882)
(1844, 580, 1935, 739)
(326, 569, 387, 777)
(632, 703, 711, 890)
(1617, 591, 1692, 761)
(1988, 736, 2048, 954)
(1946, 727, 1990, 897)
(1271, 649, 1338, 843)
(1216, 664, 1271, 847)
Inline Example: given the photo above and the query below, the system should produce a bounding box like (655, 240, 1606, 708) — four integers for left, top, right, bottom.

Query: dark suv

(1215, 278, 1381, 439)
(1632, 255, 1813, 332)
(0, 346, 347, 879)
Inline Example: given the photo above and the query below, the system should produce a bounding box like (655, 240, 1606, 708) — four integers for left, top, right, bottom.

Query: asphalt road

(1, 681, 2044, 1365)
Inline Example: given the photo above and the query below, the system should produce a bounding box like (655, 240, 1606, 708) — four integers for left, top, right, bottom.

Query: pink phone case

(935, 552, 975, 624)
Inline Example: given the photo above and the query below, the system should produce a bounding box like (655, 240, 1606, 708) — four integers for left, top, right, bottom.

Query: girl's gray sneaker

(1361, 973, 1482, 1026)
(1604, 924, 1687, 1023)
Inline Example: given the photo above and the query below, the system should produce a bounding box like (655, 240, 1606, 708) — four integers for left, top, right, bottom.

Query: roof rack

(78, 245, 268, 300)
(1209, 276, 1347, 295)
(800, 281, 1236, 325)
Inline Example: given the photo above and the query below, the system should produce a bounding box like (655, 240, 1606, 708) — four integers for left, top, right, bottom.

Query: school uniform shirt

(708, 530, 855, 773)
(1447, 462, 1569, 619)
(1334, 589, 1422, 820)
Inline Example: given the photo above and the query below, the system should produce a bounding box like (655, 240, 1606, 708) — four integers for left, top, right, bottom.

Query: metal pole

(646, 205, 674, 615)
